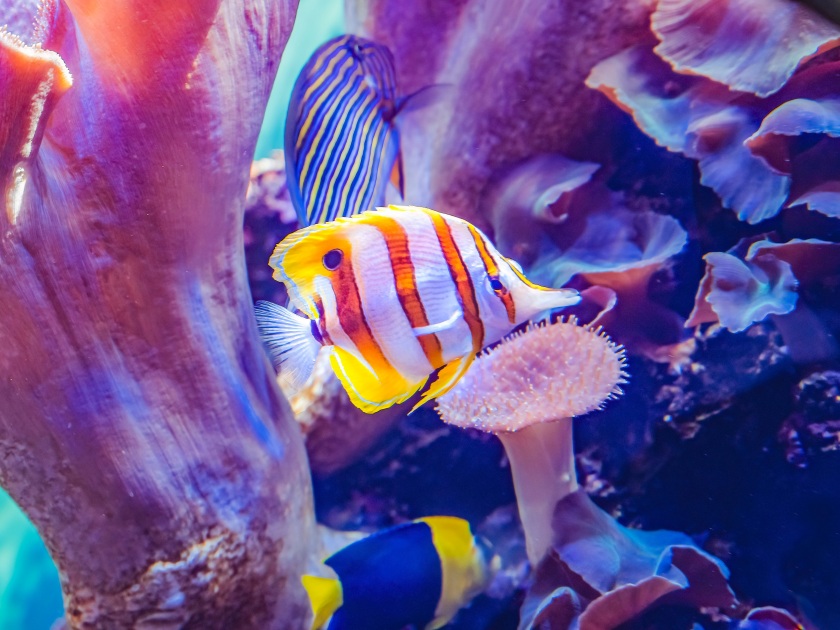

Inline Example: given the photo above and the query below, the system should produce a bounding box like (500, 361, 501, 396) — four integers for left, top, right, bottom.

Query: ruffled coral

(687, 250, 799, 333)
(486, 154, 600, 268)
(746, 98, 840, 173)
(519, 490, 738, 630)
(346, 0, 654, 228)
(688, 238, 840, 332)
(651, 0, 840, 97)
(587, 45, 791, 224)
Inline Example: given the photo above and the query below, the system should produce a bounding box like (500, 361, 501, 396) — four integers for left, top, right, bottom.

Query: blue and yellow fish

(254, 205, 580, 413)
(303, 517, 489, 630)
(285, 35, 404, 226)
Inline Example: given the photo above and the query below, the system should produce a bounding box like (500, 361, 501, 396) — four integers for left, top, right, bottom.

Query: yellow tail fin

(301, 574, 343, 630)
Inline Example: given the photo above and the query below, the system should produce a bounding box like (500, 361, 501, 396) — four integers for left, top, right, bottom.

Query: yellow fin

(301, 574, 343, 630)
(329, 346, 425, 413)
(422, 517, 487, 630)
(411, 354, 474, 413)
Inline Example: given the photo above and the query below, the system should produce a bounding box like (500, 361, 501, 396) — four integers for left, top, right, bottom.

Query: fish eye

(349, 41, 364, 59)
(489, 276, 507, 294)
(323, 249, 343, 270)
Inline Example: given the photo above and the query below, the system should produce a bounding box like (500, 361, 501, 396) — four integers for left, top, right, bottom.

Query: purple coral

(0, 1, 316, 626)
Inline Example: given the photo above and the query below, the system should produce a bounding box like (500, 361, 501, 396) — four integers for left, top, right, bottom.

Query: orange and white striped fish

(254, 205, 580, 413)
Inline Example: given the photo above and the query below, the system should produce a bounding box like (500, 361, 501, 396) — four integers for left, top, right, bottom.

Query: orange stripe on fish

(367, 214, 445, 368)
(465, 224, 516, 324)
(425, 211, 484, 354)
(330, 252, 400, 381)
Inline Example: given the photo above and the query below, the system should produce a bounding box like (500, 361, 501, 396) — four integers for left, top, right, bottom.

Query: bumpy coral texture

(437, 321, 626, 432)
(0, 1, 314, 627)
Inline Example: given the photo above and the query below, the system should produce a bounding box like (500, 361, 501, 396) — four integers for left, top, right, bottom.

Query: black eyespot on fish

(323, 249, 343, 270)
(489, 276, 507, 295)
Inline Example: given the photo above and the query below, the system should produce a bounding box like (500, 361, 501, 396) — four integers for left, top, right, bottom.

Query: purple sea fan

(0, 1, 317, 627)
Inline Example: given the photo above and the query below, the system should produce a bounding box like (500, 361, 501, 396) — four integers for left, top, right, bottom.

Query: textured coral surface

(0, 1, 315, 628)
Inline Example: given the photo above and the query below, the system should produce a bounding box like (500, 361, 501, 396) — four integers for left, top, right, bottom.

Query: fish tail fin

(254, 300, 321, 393)
(301, 574, 343, 630)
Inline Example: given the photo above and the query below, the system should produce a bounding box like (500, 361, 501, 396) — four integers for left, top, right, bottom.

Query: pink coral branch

(0, 1, 314, 628)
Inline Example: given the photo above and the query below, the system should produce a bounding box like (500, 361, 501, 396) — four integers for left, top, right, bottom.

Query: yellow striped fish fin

(329, 346, 426, 414)
(301, 574, 343, 630)
(412, 354, 474, 412)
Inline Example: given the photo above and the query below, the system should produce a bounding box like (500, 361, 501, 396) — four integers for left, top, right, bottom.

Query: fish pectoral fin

(390, 149, 405, 199)
(330, 346, 425, 414)
(411, 354, 474, 413)
(254, 301, 321, 395)
(301, 574, 343, 630)
(395, 83, 453, 116)
(412, 309, 463, 336)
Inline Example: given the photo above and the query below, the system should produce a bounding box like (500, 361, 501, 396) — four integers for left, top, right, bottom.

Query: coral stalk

(437, 320, 626, 566)
(498, 421, 578, 566)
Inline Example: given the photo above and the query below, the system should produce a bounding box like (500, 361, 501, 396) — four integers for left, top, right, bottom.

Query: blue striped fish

(254, 205, 580, 413)
(285, 35, 404, 226)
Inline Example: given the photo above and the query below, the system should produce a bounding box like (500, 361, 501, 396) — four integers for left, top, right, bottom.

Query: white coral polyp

(436, 319, 627, 432)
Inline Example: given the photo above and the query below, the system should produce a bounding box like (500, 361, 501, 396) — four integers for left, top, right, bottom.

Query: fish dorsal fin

(301, 574, 343, 630)
(254, 301, 321, 394)
(329, 345, 425, 414)
(411, 354, 474, 413)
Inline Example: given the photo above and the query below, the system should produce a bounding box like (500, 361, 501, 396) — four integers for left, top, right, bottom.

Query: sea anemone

(436, 319, 627, 565)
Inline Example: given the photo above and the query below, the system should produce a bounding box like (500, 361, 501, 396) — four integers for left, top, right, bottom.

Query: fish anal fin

(411, 354, 474, 413)
(301, 574, 343, 630)
(330, 346, 425, 414)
